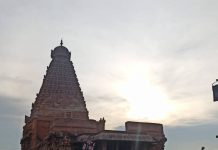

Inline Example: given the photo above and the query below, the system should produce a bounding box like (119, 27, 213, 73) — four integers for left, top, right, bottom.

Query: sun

(116, 65, 174, 122)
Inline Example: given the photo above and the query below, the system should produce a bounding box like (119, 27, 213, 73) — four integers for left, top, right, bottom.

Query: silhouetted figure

(201, 146, 205, 150)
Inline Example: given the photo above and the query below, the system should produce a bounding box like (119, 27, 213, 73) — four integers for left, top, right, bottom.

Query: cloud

(0, 117, 22, 150)
(114, 125, 125, 131)
(165, 124, 218, 150)
(0, 74, 37, 100)
(0, 94, 28, 118)
(0, 94, 27, 150)
(86, 94, 130, 129)
(0, 74, 32, 84)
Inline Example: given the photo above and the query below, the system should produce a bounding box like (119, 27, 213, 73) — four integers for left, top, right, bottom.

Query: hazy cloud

(86, 94, 130, 128)
(0, 95, 27, 150)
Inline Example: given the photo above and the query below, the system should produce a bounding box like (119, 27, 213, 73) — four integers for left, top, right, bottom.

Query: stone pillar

(131, 142, 135, 150)
(141, 143, 148, 150)
(115, 141, 119, 150)
(101, 141, 107, 150)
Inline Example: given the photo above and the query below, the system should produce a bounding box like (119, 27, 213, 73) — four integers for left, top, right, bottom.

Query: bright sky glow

(116, 64, 175, 122)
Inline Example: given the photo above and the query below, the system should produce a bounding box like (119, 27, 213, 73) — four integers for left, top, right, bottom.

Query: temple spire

(60, 39, 63, 46)
(32, 43, 88, 116)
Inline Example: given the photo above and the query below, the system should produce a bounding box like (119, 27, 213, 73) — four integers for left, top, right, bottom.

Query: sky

(1, 0, 218, 149)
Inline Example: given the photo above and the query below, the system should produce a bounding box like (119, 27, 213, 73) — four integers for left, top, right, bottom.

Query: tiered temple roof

(31, 41, 88, 120)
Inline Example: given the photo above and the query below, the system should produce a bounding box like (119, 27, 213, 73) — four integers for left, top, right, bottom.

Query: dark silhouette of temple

(20, 41, 167, 150)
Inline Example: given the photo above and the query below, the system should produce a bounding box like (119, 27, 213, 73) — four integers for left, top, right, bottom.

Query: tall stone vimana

(21, 41, 167, 150)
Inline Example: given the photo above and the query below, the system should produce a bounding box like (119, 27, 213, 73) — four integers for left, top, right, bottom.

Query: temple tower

(21, 41, 105, 150)
(31, 40, 88, 119)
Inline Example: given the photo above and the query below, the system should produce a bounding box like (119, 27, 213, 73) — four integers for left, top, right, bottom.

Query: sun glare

(116, 65, 174, 122)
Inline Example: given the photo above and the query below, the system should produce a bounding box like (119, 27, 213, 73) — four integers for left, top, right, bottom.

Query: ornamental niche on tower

(21, 41, 167, 150)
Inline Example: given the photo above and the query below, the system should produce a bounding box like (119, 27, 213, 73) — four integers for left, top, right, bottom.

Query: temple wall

(125, 121, 164, 137)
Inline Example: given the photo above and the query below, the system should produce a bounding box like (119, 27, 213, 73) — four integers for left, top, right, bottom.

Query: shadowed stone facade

(20, 41, 167, 150)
